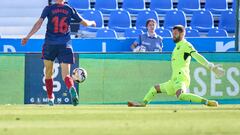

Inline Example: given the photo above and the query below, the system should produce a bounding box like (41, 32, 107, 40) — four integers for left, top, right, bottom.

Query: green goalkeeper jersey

(171, 39, 210, 83)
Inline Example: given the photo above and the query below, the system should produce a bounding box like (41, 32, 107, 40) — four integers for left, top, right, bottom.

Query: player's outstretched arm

(21, 18, 44, 45)
(80, 19, 96, 27)
(191, 52, 225, 78)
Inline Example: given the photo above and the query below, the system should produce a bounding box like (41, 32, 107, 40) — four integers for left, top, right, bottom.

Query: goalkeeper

(128, 25, 225, 107)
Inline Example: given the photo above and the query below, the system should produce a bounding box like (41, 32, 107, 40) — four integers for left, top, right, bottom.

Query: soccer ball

(72, 68, 87, 83)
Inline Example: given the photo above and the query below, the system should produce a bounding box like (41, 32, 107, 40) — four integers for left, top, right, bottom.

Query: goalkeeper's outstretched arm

(191, 52, 225, 78)
(191, 52, 211, 69)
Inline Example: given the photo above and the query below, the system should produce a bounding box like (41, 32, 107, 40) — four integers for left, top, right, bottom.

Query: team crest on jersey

(177, 46, 180, 50)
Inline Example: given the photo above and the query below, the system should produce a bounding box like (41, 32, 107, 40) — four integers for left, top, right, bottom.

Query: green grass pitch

(0, 105, 240, 135)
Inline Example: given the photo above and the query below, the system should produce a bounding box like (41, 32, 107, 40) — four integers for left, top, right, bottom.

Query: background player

(128, 25, 225, 107)
(21, 0, 96, 106)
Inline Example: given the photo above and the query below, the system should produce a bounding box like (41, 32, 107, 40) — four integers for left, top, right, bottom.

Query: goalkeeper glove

(208, 63, 225, 78)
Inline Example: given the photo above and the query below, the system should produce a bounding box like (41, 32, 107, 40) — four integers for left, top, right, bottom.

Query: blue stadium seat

(232, 0, 236, 10)
(95, 0, 118, 14)
(149, 0, 174, 14)
(205, 0, 228, 14)
(80, 10, 104, 32)
(96, 28, 117, 38)
(185, 28, 200, 37)
(155, 28, 172, 37)
(219, 10, 235, 33)
(163, 10, 187, 30)
(207, 28, 228, 37)
(122, 0, 145, 14)
(68, 0, 90, 13)
(108, 10, 131, 32)
(190, 10, 214, 32)
(177, 0, 201, 14)
(135, 10, 159, 32)
(124, 28, 143, 38)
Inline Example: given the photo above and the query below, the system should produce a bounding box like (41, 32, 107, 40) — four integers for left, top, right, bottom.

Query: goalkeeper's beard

(173, 36, 181, 43)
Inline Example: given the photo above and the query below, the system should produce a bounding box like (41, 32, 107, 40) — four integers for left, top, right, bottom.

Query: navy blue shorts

(42, 44, 75, 64)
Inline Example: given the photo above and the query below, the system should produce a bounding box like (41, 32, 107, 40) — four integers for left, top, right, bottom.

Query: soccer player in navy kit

(21, 0, 96, 106)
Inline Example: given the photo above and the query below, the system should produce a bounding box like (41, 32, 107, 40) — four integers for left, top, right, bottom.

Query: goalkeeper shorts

(160, 75, 190, 96)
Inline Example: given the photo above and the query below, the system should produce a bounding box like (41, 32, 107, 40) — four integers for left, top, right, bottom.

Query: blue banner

(0, 37, 236, 53)
(24, 54, 79, 104)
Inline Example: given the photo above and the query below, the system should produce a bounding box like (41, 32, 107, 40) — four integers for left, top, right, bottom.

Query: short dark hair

(146, 19, 157, 27)
(172, 25, 185, 33)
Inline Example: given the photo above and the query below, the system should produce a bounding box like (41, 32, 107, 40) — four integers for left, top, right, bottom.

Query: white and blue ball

(72, 68, 87, 83)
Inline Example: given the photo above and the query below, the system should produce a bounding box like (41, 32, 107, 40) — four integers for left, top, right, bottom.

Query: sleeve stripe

(190, 51, 196, 55)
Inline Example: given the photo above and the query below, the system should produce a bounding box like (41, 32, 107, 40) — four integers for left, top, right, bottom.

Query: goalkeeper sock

(45, 78, 53, 99)
(64, 75, 74, 90)
(143, 87, 158, 104)
(179, 93, 207, 104)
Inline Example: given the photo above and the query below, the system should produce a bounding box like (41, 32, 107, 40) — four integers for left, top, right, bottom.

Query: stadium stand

(68, 0, 91, 13)
(80, 10, 104, 32)
(163, 10, 187, 30)
(155, 28, 173, 37)
(124, 28, 143, 38)
(94, 0, 118, 14)
(207, 28, 228, 37)
(185, 28, 200, 37)
(190, 10, 214, 32)
(0, 0, 48, 37)
(135, 10, 159, 32)
(149, 0, 174, 14)
(0, 0, 236, 38)
(96, 28, 117, 38)
(177, 0, 201, 14)
(205, 0, 228, 14)
(108, 10, 132, 32)
(219, 10, 235, 33)
(122, 0, 146, 14)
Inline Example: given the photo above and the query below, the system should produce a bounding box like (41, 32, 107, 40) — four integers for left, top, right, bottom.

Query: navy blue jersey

(40, 4, 83, 45)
